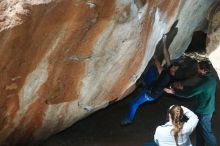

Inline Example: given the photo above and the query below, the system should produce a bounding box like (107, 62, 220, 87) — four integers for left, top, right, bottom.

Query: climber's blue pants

(141, 66, 158, 88)
(126, 89, 156, 122)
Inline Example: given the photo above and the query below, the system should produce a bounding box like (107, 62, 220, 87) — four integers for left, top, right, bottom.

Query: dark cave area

(186, 31, 207, 53)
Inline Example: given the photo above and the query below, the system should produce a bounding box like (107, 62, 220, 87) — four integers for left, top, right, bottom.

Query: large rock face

(207, 1, 220, 79)
(0, 0, 216, 145)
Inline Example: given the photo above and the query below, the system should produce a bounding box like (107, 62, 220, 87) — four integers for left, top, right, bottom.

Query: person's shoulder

(155, 125, 163, 135)
(155, 125, 163, 131)
(155, 123, 172, 136)
(204, 73, 216, 82)
(156, 123, 171, 130)
(196, 73, 217, 88)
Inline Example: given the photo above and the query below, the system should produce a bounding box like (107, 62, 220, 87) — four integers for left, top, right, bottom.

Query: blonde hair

(169, 105, 184, 146)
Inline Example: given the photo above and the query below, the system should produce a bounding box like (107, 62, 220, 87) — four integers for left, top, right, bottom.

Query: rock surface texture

(0, 0, 217, 145)
(207, 1, 220, 79)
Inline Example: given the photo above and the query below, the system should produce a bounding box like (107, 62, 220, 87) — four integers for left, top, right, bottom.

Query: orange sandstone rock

(0, 0, 216, 145)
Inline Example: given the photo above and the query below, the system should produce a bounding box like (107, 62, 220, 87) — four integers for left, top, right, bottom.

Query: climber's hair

(169, 105, 184, 146)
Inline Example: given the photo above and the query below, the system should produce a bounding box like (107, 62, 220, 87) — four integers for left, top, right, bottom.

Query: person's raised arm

(181, 106, 199, 134)
(162, 34, 171, 66)
(154, 57, 163, 75)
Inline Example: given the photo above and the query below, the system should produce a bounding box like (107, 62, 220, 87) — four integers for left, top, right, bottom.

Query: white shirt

(154, 106, 199, 146)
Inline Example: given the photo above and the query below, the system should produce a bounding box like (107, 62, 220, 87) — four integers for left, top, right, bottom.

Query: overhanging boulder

(0, 0, 217, 145)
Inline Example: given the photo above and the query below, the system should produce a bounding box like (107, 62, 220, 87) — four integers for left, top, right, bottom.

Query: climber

(121, 34, 180, 125)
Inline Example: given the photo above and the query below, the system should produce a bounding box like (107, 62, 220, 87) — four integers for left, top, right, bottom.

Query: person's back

(193, 72, 216, 114)
(154, 105, 198, 146)
(155, 123, 193, 146)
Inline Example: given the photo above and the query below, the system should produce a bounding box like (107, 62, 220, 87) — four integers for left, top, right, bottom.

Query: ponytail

(169, 105, 184, 146)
